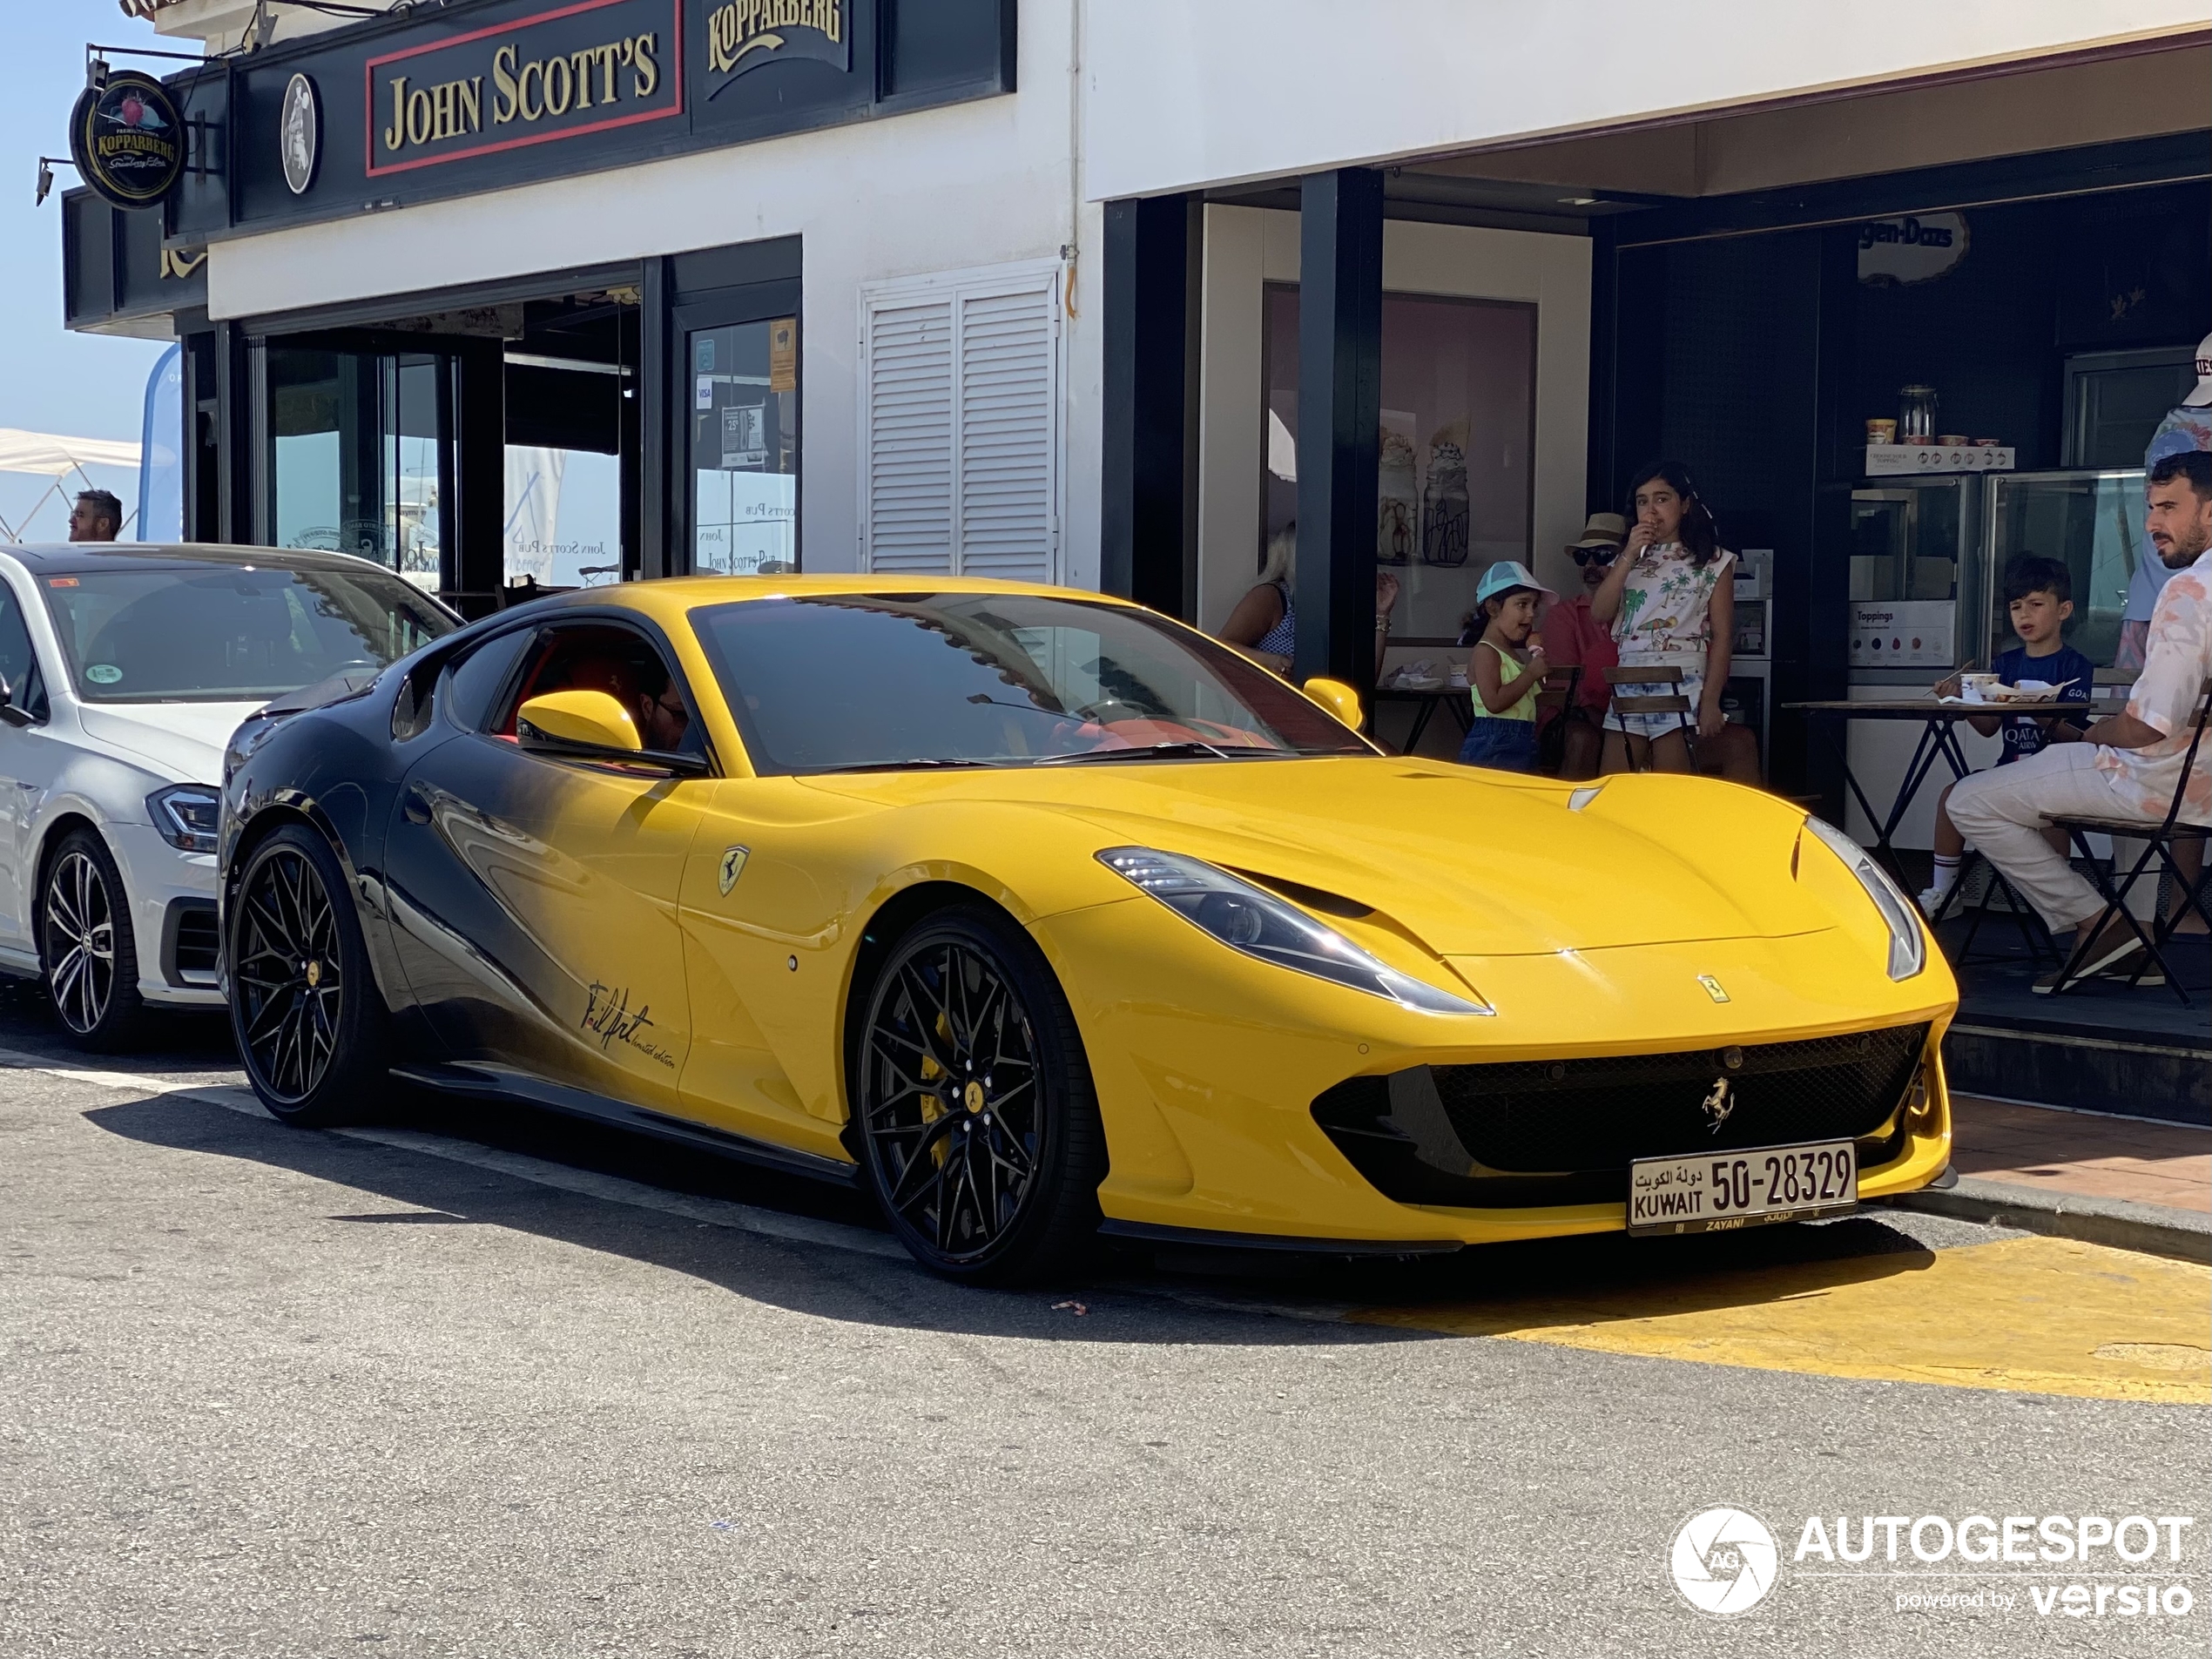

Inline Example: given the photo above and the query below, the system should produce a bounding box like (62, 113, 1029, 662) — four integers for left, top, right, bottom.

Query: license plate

(1627, 1140, 1858, 1236)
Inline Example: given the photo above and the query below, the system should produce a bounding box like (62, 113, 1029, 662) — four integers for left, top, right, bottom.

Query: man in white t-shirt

(1946, 451, 2212, 990)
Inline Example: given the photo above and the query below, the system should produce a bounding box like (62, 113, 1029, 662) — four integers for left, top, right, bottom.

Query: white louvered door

(860, 261, 1062, 583)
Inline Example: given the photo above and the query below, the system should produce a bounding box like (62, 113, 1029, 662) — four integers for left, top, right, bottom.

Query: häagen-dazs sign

(1857, 213, 1969, 286)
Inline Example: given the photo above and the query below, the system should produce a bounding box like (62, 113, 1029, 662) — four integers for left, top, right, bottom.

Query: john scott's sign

(366, 0, 683, 177)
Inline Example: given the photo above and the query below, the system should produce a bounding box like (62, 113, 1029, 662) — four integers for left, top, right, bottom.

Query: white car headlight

(1096, 846, 1491, 1015)
(147, 784, 221, 853)
(1804, 816, 1925, 981)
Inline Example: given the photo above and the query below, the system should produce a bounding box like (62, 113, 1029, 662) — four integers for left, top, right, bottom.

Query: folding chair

(1532, 664, 1582, 774)
(2041, 678, 2212, 1004)
(1602, 665, 1698, 772)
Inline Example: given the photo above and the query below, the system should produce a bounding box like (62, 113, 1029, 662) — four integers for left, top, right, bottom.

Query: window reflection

(691, 317, 798, 576)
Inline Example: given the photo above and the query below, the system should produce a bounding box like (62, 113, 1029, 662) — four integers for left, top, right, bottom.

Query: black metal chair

(1603, 665, 1699, 773)
(2041, 678, 2212, 1004)
(1532, 664, 1583, 774)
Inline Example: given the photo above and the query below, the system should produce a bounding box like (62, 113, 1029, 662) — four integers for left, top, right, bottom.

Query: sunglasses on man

(1569, 545, 1620, 567)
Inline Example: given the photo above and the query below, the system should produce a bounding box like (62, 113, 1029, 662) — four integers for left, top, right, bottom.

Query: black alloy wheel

(40, 829, 146, 1051)
(228, 824, 388, 1126)
(855, 906, 1105, 1284)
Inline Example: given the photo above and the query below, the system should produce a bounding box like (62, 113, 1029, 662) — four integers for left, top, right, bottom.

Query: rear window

(38, 563, 455, 703)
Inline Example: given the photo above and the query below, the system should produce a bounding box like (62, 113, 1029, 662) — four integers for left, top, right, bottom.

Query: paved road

(2, 990, 2205, 1658)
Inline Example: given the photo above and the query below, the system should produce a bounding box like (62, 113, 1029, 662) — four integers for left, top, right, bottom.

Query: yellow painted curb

(1353, 1235, 2211, 1404)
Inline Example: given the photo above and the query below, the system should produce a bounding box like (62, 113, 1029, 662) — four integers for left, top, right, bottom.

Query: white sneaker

(1918, 887, 1950, 917)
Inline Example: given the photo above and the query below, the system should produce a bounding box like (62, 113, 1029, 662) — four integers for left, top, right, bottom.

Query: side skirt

(391, 1062, 861, 1188)
(1097, 1218, 1463, 1258)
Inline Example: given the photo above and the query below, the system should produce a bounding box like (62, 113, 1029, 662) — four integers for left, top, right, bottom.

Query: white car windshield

(37, 562, 455, 703)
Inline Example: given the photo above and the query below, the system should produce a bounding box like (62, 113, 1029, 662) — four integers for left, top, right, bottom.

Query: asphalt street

(2, 987, 2206, 1659)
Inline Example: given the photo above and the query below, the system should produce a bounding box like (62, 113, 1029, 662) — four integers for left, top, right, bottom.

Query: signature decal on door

(582, 980, 678, 1069)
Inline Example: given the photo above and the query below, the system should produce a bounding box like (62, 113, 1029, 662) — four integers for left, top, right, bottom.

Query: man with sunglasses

(1537, 513, 1628, 779)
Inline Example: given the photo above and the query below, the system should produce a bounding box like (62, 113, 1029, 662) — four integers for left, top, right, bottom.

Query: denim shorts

(1458, 718, 1540, 772)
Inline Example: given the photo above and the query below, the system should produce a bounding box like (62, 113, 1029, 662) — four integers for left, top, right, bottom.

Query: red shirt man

(1538, 515, 1625, 765)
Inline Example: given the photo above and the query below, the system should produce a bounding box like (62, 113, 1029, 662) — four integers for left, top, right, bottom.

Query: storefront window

(689, 316, 798, 576)
(504, 447, 622, 587)
(1261, 287, 1535, 641)
(266, 346, 452, 593)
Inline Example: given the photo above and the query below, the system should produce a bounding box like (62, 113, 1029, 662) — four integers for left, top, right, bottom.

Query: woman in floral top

(1589, 461, 1753, 779)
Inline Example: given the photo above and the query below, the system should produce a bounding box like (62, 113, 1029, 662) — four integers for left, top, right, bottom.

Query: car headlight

(1804, 816, 1925, 981)
(147, 784, 221, 853)
(1096, 846, 1491, 1015)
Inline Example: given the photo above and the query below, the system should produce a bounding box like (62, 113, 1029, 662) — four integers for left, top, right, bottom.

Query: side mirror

(516, 689, 709, 776)
(517, 689, 641, 752)
(1302, 676, 1364, 732)
(0, 676, 34, 730)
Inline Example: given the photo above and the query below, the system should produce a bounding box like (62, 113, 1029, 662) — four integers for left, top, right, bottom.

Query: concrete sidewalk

(1949, 1094, 2209, 1213)
(1890, 1094, 2212, 1264)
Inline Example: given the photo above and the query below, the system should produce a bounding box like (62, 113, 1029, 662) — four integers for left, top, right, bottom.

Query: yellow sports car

(219, 577, 1956, 1281)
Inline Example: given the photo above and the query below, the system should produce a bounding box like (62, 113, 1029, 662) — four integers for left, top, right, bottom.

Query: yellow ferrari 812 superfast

(219, 577, 1956, 1281)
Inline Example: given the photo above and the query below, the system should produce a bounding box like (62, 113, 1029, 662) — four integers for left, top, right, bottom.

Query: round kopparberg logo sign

(1669, 1506, 1779, 1616)
(280, 73, 320, 196)
(69, 71, 185, 208)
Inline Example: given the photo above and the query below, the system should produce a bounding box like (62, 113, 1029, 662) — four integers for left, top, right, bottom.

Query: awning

(0, 428, 143, 476)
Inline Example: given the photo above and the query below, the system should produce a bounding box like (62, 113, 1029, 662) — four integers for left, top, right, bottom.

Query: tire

(39, 827, 149, 1052)
(853, 904, 1106, 1285)
(227, 823, 390, 1126)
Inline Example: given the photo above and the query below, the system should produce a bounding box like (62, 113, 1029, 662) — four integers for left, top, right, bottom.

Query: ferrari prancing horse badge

(718, 846, 750, 896)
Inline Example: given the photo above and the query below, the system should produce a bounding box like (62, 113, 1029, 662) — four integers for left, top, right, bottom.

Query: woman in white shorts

(1589, 462, 1751, 778)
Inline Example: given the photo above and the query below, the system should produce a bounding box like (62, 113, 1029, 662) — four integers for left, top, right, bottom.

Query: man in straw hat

(1537, 513, 1628, 779)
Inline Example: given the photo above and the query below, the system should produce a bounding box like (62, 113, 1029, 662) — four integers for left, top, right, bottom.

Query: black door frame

(663, 277, 804, 580)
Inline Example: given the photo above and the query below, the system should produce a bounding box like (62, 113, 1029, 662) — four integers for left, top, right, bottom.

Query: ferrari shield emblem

(717, 846, 750, 896)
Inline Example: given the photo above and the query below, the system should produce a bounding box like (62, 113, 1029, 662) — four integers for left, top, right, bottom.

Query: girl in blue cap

(1460, 559, 1554, 772)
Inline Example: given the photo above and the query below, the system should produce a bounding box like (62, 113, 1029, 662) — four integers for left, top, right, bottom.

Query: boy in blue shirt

(1921, 556, 2096, 914)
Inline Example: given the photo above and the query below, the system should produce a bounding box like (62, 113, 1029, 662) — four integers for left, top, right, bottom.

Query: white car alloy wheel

(40, 830, 146, 1049)
(45, 849, 114, 1032)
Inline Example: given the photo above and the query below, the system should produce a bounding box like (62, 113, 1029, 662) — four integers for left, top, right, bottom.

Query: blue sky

(2, 3, 172, 536)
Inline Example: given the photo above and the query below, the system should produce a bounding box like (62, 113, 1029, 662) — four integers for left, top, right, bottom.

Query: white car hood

(74, 702, 268, 786)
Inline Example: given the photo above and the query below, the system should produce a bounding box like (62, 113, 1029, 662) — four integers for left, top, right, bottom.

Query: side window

(442, 627, 536, 734)
(499, 623, 704, 758)
(0, 585, 50, 722)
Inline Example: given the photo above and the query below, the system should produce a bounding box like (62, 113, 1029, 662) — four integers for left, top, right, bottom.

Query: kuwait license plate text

(1628, 1139, 1858, 1236)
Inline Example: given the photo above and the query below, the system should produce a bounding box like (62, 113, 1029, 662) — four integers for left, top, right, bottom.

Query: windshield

(37, 563, 456, 703)
(690, 591, 1372, 774)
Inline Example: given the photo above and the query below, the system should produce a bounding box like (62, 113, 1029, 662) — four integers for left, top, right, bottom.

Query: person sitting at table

(1539, 513, 1626, 779)
(1919, 556, 2096, 914)
(1219, 524, 1400, 678)
(1588, 462, 1760, 783)
(1946, 452, 2212, 991)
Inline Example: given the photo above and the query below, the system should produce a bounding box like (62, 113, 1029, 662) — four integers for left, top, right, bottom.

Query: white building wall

(1084, 0, 2211, 200)
(206, 0, 1099, 583)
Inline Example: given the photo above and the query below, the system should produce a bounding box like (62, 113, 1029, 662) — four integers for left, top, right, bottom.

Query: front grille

(1312, 1023, 1928, 1207)
(168, 901, 220, 979)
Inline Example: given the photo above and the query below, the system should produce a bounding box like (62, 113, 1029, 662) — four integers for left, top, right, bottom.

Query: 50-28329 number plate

(1627, 1140, 1859, 1237)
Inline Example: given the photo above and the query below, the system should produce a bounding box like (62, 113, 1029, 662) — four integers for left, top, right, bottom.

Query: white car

(0, 543, 458, 1049)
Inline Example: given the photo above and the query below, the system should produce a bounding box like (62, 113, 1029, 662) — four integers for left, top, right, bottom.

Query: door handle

(402, 787, 432, 825)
